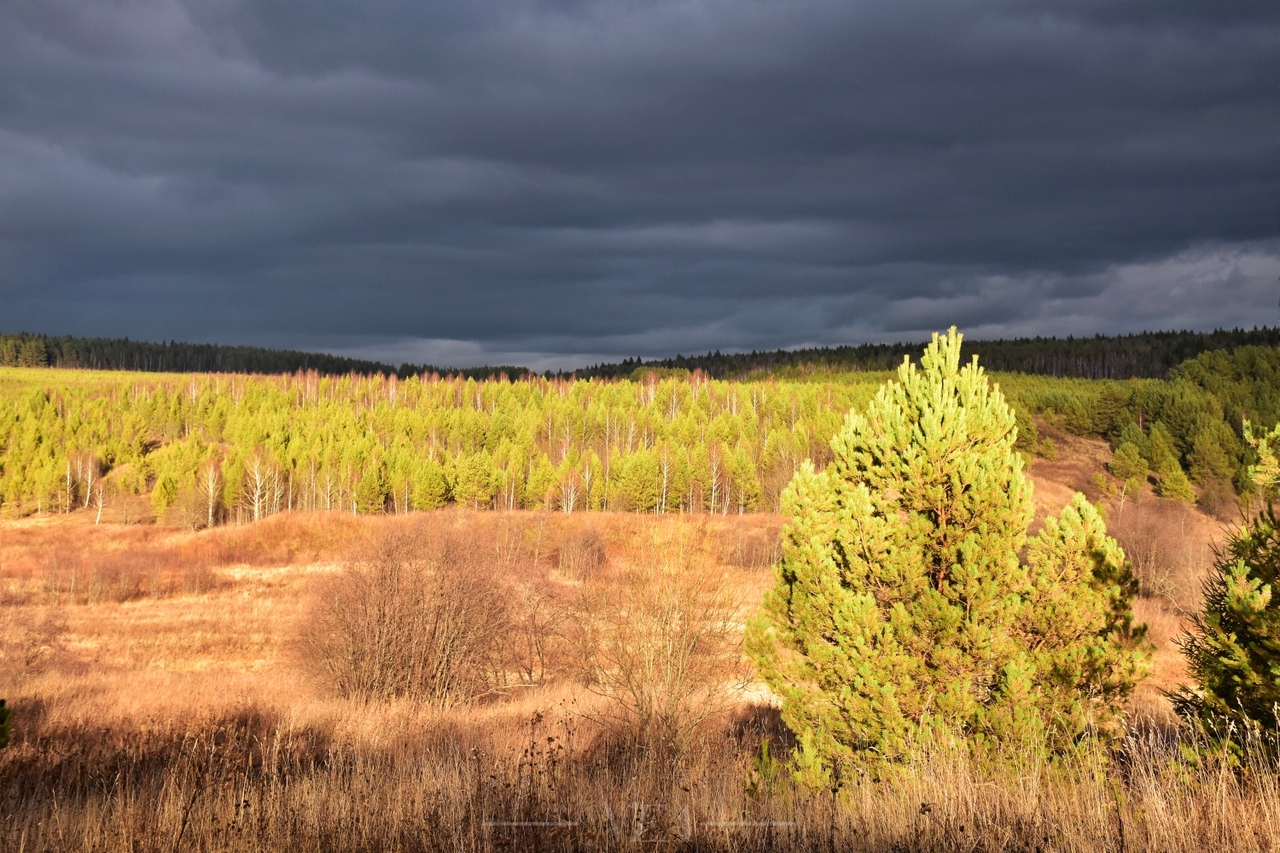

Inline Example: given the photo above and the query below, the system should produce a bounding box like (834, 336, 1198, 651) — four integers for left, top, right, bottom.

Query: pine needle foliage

(1173, 423, 1280, 752)
(1172, 506, 1280, 750)
(747, 328, 1149, 783)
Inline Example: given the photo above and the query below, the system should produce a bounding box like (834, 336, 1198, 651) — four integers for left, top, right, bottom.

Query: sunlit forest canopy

(2, 340, 1278, 522)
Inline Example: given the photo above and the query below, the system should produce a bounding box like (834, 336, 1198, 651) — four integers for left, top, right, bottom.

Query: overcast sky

(2, 0, 1278, 370)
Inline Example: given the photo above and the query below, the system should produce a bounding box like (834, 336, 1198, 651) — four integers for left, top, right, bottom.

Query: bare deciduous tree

(92, 478, 111, 525)
(241, 451, 278, 523)
(197, 460, 222, 528)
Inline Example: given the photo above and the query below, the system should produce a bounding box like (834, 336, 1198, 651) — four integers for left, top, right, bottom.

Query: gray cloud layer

(2, 0, 1278, 369)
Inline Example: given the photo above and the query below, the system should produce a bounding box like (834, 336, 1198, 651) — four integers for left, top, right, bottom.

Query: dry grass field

(3, 448, 1278, 852)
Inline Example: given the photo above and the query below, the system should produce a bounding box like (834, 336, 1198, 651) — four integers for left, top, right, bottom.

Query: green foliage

(1156, 459, 1196, 504)
(1174, 423, 1280, 751)
(617, 450, 661, 512)
(1109, 419, 1200, 504)
(744, 738, 783, 799)
(452, 452, 497, 510)
(1146, 422, 1180, 472)
(1247, 422, 1280, 494)
(1116, 422, 1149, 457)
(1020, 495, 1149, 729)
(410, 460, 449, 510)
(747, 329, 1148, 783)
(1142, 420, 1195, 502)
(1173, 347, 1280, 438)
(150, 472, 177, 517)
(1110, 442, 1148, 483)
(1, 339, 1277, 523)
(1123, 476, 1146, 502)
(0, 331, 513, 379)
(354, 459, 388, 514)
(8, 327, 1280, 384)
(1172, 505, 1280, 752)
(1188, 422, 1239, 485)
(1012, 403, 1039, 452)
(0, 368, 876, 520)
(579, 327, 1280, 381)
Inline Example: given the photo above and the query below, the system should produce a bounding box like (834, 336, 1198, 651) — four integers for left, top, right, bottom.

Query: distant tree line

(572, 327, 1280, 381)
(0, 332, 533, 381)
(4, 327, 1279, 384)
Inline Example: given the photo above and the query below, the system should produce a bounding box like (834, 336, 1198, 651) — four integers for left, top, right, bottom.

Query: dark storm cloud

(1, 0, 1278, 370)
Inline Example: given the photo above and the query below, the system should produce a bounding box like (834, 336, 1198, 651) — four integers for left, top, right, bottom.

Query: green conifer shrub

(1172, 505, 1280, 751)
(1188, 423, 1239, 485)
(1251, 423, 1280, 489)
(1115, 422, 1149, 458)
(1173, 423, 1280, 751)
(1156, 460, 1196, 503)
(747, 329, 1149, 783)
(1110, 441, 1148, 484)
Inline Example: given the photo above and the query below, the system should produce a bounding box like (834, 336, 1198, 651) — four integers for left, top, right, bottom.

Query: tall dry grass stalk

(4, 694, 1280, 852)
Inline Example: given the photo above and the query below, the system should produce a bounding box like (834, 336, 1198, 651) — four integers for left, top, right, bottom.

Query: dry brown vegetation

(2, 453, 1277, 851)
(296, 525, 513, 705)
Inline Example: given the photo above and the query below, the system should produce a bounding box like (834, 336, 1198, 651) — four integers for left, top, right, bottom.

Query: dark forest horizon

(3, 325, 1279, 382)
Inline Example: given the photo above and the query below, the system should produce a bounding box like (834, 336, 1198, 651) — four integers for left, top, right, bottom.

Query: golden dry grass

(2, 468, 1272, 852)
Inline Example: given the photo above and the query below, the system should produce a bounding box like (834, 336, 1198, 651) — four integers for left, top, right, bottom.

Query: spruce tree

(747, 329, 1148, 782)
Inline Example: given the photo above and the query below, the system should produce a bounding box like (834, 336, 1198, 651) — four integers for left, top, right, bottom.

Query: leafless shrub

(9, 700, 1280, 852)
(557, 526, 608, 580)
(570, 524, 748, 750)
(1107, 499, 1214, 614)
(298, 525, 512, 705)
(510, 580, 568, 686)
(719, 524, 782, 570)
(162, 484, 210, 531)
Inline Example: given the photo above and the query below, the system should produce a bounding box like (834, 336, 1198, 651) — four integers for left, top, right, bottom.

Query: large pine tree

(747, 328, 1148, 782)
